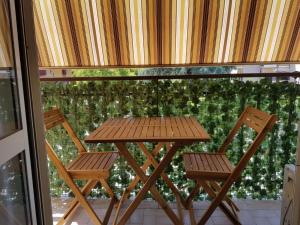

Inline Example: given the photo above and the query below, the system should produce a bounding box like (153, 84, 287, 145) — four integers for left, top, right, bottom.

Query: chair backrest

(44, 108, 89, 187)
(218, 106, 277, 154)
(44, 108, 86, 154)
(44, 108, 87, 178)
(218, 106, 277, 183)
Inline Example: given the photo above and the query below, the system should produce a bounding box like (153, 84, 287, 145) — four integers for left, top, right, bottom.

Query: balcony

(42, 74, 299, 225)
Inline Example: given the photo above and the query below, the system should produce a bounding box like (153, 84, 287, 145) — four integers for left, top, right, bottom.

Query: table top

(85, 116, 210, 143)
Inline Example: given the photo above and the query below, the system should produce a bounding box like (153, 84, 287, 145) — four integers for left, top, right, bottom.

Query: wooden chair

(44, 108, 118, 225)
(183, 106, 277, 225)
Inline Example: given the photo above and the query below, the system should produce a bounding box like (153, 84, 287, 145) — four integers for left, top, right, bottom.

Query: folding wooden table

(85, 116, 210, 225)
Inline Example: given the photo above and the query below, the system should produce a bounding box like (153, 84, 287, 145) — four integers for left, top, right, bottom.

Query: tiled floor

(52, 198, 281, 225)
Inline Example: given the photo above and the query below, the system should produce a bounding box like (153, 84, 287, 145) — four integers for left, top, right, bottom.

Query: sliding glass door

(0, 0, 38, 224)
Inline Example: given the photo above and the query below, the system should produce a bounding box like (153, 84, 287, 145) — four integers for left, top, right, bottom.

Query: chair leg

(198, 180, 241, 225)
(188, 201, 197, 225)
(99, 178, 118, 225)
(185, 181, 203, 225)
(184, 181, 202, 209)
(66, 178, 104, 225)
(175, 193, 184, 223)
(46, 143, 103, 224)
(112, 190, 127, 225)
(100, 178, 116, 199)
(56, 180, 98, 225)
(103, 196, 118, 225)
(209, 181, 239, 212)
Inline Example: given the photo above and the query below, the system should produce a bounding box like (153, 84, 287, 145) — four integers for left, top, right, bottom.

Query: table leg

(121, 142, 165, 200)
(116, 142, 186, 225)
(137, 142, 186, 207)
(113, 143, 166, 225)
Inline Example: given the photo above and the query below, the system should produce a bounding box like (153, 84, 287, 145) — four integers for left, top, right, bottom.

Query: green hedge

(41, 78, 299, 200)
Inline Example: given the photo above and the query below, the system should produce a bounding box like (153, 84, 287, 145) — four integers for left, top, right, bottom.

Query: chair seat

(183, 153, 234, 180)
(67, 152, 118, 179)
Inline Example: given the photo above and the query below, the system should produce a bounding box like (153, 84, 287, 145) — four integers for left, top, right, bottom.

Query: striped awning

(0, 0, 12, 68)
(26, 1, 300, 68)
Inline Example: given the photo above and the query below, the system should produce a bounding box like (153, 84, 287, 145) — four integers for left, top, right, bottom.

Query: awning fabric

(26, 1, 300, 68)
(0, 1, 12, 68)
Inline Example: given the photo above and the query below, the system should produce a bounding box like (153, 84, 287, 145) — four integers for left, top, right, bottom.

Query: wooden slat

(44, 108, 65, 130)
(77, 154, 93, 170)
(191, 154, 201, 170)
(149, 117, 155, 126)
(215, 155, 227, 172)
(80, 154, 95, 170)
(212, 155, 223, 172)
(133, 126, 143, 139)
(243, 106, 272, 133)
(92, 127, 107, 139)
(161, 126, 167, 137)
(244, 116, 263, 133)
(105, 153, 118, 170)
(99, 154, 112, 169)
(89, 154, 104, 170)
(141, 126, 148, 138)
(220, 154, 234, 171)
(180, 117, 194, 137)
(85, 117, 210, 142)
(183, 154, 194, 172)
(127, 125, 137, 138)
(68, 154, 90, 170)
(196, 154, 206, 171)
(92, 154, 107, 170)
(184, 117, 200, 137)
(183, 153, 234, 180)
(147, 126, 154, 137)
(113, 125, 127, 139)
(154, 126, 160, 137)
(175, 117, 187, 137)
(67, 152, 118, 172)
(246, 107, 270, 120)
(171, 124, 180, 137)
(102, 127, 114, 138)
(207, 154, 217, 172)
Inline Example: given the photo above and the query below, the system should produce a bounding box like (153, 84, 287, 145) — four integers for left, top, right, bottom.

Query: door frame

(0, 1, 39, 224)
(14, 0, 52, 224)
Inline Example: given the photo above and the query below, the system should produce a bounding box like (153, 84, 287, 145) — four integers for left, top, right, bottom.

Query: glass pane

(0, 0, 21, 139)
(0, 70, 21, 139)
(0, 152, 32, 225)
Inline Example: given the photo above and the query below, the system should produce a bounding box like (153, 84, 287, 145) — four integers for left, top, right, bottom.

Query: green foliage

(73, 68, 138, 77)
(137, 66, 234, 76)
(72, 66, 234, 77)
(41, 78, 300, 200)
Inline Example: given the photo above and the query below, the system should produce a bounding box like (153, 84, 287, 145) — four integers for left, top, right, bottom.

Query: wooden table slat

(147, 126, 154, 137)
(184, 117, 198, 137)
(85, 116, 210, 143)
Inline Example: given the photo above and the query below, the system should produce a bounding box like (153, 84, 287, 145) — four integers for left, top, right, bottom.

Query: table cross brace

(115, 142, 188, 225)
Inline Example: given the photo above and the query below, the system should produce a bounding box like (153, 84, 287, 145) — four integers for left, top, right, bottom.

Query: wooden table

(85, 116, 210, 225)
